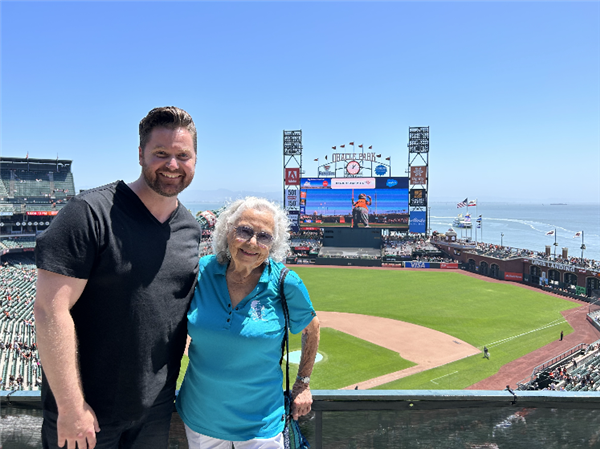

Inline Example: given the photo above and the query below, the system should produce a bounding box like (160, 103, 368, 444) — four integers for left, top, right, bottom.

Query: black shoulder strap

(278, 267, 291, 395)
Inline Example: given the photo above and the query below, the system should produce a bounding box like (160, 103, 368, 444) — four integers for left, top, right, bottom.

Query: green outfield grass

(292, 267, 579, 389)
(178, 268, 580, 390)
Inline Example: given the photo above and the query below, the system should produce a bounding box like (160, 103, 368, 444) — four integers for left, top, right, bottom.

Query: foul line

(430, 371, 458, 384)
(486, 319, 564, 349)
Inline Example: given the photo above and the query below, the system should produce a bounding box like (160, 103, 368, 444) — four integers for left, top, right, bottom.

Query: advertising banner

(409, 189, 427, 207)
(410, 166, 427, 185)
(27, 211, 58, 216)
(0, 212, 13, 216)
(409, 211, 427, 234)
(288, 211, 300, 232)
(504, 272, 523, 281)
(330, 178, 376, 189)
(285, 168, 300, 185)
(294, 247, 310, 251)
(405, 261, 430, 268)
(577, 286, 587, 295)
(284, 186, 300, 209)
(440, 263, 459, 269)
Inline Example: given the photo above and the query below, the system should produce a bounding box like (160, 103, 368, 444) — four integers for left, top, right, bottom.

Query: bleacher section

(0, 178, 8, 198)
(0, 255, 39, 391)
(518, 340, 600, 392)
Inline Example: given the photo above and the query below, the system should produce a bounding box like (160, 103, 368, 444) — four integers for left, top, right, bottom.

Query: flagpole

(581, 231, 585, 260)
(553, 228, 557, 260)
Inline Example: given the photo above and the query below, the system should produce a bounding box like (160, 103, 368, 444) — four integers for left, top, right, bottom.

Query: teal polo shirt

(176, 255, 316, 441)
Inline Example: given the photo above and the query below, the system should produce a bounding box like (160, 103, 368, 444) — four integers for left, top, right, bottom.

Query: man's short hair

(139, 106, 197, 153)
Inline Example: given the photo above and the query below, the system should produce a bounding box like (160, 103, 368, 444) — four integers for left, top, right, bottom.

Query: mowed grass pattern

(178, 268, 579, 390)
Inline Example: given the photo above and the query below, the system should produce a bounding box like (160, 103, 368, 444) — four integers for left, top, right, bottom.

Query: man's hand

(290, 382, 312, 420)
(57, 402, 100, 449)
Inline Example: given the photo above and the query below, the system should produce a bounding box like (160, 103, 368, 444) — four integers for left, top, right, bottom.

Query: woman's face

(227, 208, 275, 271)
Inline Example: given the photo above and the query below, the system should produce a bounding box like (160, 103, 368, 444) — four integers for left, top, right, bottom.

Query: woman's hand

(291, 382, 312, 420)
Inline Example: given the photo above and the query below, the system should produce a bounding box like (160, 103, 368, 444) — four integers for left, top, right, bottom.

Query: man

(34, 106, 201, 449)
(351, 193, 372, 228)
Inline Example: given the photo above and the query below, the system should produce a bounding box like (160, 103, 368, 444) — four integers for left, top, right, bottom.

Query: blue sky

(1, 1, 599, 204)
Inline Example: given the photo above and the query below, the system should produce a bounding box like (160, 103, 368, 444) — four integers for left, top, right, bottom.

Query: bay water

(184, 201, 600, 261)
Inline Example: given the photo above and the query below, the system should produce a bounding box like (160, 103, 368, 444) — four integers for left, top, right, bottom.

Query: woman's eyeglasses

(234, 225, 274, 247)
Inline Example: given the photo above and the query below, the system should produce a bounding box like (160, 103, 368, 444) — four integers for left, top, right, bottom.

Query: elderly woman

(176, 197, 320, 449)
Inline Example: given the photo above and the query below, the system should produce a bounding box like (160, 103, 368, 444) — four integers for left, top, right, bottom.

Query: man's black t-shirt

(35, 181, 201, 422)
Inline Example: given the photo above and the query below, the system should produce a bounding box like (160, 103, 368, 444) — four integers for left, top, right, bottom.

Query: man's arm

(291, 316, 320, 420)
(34, 268, 100, 449)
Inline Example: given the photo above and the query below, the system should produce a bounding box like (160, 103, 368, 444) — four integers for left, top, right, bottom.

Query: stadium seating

(0, 255, 39, 391)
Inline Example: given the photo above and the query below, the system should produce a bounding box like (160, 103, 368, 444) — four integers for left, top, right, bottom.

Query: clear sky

(1, 1, 599, 204)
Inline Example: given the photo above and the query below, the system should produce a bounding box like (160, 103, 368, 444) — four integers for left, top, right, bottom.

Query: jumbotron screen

(299, 177, 409, 229)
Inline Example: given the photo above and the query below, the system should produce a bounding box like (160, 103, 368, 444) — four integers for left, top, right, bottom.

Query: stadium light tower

(407, 127, 430, 237)
(283, 130, 303, 233)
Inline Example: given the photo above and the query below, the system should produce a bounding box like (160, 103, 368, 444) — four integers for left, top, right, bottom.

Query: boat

(453, 213, 472, 228)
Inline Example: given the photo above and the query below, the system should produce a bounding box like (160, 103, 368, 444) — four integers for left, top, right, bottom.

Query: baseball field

(178, 267, 581, 390)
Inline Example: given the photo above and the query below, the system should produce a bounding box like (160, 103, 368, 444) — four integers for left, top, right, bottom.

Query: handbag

(278, 267, 311, 449)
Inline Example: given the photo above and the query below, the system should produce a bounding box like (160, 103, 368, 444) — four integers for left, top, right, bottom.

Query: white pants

(184, 424, 284, 449)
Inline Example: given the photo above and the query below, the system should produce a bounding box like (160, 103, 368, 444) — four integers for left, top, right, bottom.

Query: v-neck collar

(217, 258, 272, 284)
(117, 180, 180, 227)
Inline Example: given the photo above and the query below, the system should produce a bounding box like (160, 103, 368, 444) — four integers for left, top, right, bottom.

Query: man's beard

(141, 165, 193, 198)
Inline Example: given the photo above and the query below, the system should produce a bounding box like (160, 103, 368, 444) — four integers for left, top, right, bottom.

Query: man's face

(139, 127, 196, 198)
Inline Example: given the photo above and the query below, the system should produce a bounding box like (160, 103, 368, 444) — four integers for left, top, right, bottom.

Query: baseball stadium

(2, 141, 600, 448)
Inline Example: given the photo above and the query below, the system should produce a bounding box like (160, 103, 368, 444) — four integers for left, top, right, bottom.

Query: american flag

(457, 198, 468, 208)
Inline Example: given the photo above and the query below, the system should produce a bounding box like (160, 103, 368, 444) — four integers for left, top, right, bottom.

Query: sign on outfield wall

(440, 263, 459, 269)
(504, 272, 523, 281)
(405, 261, 430, 268)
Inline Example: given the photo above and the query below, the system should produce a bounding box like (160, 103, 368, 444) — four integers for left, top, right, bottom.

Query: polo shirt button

(228, 304, 231, 308)
(228, 311, 232, 315)
(227, 318, 230, 322)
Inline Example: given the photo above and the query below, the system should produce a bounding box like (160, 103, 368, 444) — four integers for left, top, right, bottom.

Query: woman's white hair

(212, 197, 291, 264)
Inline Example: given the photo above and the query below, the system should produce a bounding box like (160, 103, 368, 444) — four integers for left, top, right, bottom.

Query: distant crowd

(469, 242, 600, 271)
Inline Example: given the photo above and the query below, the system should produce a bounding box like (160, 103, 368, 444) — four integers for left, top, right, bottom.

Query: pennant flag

(332, 146, 336, 150)
(385, 156, 391, 160)
(545, 230, 555, 236)
(314, 158, 319, 162)
(574, 231, 583, 238)
(26, 152, 29, 160)
(457, 198, 468, 208)
(476, 215, 482, 222)
(340, 145, 345, 148)
(325, 155, 328, 160)
(349, 142, 354, 146)
(369, 145, 372, 149)
(468, 200, 477, 207)
(376, 154, 382, 158)
(358, 144, 363, 148)
(477, 224, 481, 229)
(464, 214, 471, 222)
